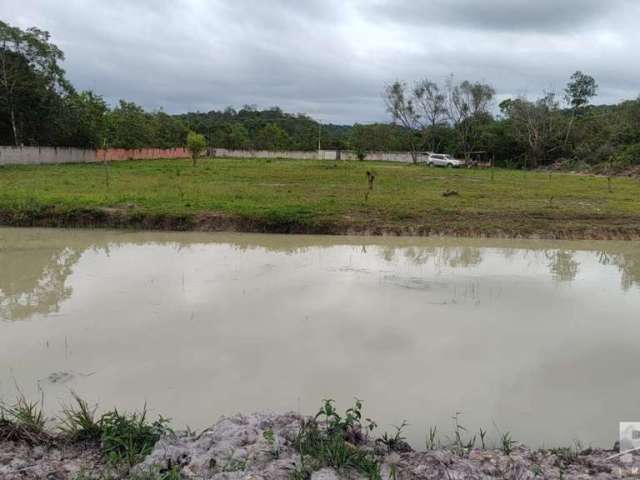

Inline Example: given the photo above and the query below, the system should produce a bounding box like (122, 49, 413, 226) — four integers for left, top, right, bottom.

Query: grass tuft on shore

(0, 393, 49, 444)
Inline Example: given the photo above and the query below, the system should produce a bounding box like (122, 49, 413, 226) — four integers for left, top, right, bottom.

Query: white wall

(0, 146, 96, 165)
(0, 146, 417, 166)
(211, 148, 415, 163)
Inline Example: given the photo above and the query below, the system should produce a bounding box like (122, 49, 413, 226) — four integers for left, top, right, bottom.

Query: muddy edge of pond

(1, 412, 637, 480)
(2, 207, 640, 240)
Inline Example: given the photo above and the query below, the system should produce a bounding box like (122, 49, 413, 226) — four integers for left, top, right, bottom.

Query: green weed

(100, 407, 172, 466)
(377, 420, 409, 453)
(295, 400, 381, 479)
(425, 426, 440, 450)
(58, 391, 102, 441)
(0, 393, 48, 443)
(450, 413, 476, 456)
(263, 427, 280, 458)
(501, 432, 516, 455)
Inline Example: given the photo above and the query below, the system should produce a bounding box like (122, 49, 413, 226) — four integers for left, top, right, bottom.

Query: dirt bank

(2, 207, 640, 240)
(1, 413, 638, 480)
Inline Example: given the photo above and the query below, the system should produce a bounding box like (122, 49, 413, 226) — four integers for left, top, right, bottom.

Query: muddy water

(1, 228, 639, 449)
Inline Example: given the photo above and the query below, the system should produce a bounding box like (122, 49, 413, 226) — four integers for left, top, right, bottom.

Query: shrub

(617, 143, 640, 166)
(186, 131, 207, 166)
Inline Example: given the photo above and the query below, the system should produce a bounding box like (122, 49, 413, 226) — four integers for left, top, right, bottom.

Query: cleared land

(0, 158, 639, 238)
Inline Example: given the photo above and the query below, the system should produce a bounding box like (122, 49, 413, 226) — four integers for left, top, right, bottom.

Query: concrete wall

(210, 148, 415, 163)
(0, 145, 416, 166)
(0, 146, 192, 165)
(0, 146, 97, 165)
(210, 148, 336, 160)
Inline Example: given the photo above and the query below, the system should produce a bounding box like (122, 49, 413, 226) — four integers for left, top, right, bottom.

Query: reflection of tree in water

(546, 250, 579, 282)
(386, 246, 484, 268)
(597, 250, 640, 290)
(0, 247, 82, 321)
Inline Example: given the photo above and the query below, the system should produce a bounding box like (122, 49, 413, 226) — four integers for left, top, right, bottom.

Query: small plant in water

(479, 428, 488, 450)
(450, 413, 476, 456)
(426, 426, 440, 450)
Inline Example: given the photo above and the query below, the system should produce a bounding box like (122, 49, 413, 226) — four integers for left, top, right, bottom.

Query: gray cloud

(4, 0, 640, 123)
(365, 0, 630, 32)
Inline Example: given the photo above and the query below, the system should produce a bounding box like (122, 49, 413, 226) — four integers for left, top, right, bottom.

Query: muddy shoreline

(1, 412, 637, 480)
(2, 207, 640, 240)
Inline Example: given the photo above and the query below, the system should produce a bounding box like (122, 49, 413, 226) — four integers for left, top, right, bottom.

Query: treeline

(0, 20, 349, 151)
(2, 19, 640, 170)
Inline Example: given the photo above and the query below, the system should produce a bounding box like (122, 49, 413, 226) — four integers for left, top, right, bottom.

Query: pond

(1, 227, 639, 449)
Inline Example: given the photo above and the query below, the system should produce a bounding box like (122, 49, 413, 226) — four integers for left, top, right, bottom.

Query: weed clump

(58, 392, 102, 442)
(99, 407, 172, 466)
(293, 399, 381, 480)
(0, 393, 49, 444)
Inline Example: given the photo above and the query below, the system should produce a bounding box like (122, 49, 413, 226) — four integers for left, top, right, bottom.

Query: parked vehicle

(423, 152, 465, 168)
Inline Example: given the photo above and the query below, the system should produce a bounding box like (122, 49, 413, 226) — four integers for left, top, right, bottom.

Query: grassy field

(1, 157, 639, 238)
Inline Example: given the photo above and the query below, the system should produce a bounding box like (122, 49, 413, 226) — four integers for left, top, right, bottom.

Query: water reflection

(547, 250, 579, 282)
(1, 227, 640, 448)
(0, 229, 639, 322)
(0, 245, 81, 320)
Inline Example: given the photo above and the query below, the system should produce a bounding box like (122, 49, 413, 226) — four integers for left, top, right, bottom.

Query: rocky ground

(2, 413, 640, 479)
(0, 437, 104, 479)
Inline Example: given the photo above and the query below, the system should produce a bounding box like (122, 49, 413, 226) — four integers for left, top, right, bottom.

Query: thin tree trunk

(564, 110, 576, 146)
(410, 141, 418, 164)
(9, 105, 18, 146)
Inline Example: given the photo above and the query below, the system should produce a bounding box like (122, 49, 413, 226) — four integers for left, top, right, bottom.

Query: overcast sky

(5, 0, 640, 124)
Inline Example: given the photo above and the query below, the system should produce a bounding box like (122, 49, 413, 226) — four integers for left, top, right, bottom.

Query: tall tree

(413, 79, 447, 152)
(384, 81, 421, 163)
(508, 93, 562, 168)
(564, 71, 598, 145)
(0, 20, 69, 145)
(445, 77, 495, 160)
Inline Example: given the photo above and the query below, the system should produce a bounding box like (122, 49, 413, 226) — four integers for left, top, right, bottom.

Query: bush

(186, 131, 207, 166)
(617, 143, 640, 166)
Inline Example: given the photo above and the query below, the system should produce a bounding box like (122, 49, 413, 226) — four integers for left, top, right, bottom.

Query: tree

(564, 71, 598, 144)
(384, 81, 421, 163)
(508, 93, 562, 168)
(0, 20, 69, 145)
(227, 123, 252, 149)
(445, 77, 495, 160)
(186, 131, 206, 166)
(104, 100, 154, 149)
(413, 79, 447, 152)
(57, 90, 108, 148)
(254, 123, 291, 150)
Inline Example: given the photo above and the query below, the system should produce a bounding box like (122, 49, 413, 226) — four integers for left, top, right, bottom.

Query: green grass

(294, 399, 381, 479)
(0, 157, 639, 236)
